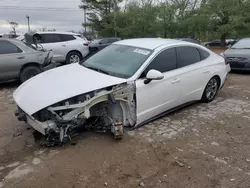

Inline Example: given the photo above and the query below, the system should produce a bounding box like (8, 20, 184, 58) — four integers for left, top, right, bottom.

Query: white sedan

(14, 38, 230, 145)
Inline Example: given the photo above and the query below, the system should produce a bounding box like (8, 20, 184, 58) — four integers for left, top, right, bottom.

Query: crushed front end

(15, 83, 136, 146)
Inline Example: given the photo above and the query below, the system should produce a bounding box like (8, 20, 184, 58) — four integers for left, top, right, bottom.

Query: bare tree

(9, 21, 18, 37)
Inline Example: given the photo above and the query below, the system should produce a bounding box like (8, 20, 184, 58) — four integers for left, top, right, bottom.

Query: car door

(0, 40, 26, 82)
(136, 47, 182, 125)
(176, 46, 212, 104)
(39, 34, 65, 62)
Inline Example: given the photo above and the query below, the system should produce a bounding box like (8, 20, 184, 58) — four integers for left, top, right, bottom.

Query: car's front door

(0, 40, 26, 82)
(136, 47, 182, 125)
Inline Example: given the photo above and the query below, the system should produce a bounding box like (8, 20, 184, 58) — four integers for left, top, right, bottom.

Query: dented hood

(13, 63, 126, 115)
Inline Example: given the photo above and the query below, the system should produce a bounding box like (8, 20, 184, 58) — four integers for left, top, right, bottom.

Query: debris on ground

(104, 182, 108, 186)
(139, 182, 145, 187)
(175, 160, 185, 167)
(13, 133, 22, 137)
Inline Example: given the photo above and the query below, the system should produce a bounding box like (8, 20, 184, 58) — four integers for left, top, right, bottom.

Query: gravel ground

(0, 73, 250, 188)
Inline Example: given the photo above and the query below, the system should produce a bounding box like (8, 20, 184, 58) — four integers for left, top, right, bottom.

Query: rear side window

(146, 48, 177, 73)
(40, 34, 61, 43)
(59, 34, 76, 42)
(108, 38, 119, 43)
(177, 46, 201, 68)
(198, 48, 210, 60)
(0, 41, 22, 54)
(100, 39, 109, 44)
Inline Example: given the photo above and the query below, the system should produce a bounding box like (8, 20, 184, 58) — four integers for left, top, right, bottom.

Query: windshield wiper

(83, 64, 110, 75)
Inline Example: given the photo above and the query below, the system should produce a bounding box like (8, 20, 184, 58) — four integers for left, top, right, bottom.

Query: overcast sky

(0, 0, 85, 34)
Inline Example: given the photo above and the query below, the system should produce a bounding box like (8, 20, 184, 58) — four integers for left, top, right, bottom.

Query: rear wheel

(20, 66, 41, 83)
(201, 77, 220, 103)
(66, 51, 82, 64)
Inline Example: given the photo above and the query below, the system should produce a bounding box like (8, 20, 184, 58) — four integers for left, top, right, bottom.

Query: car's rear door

(136, 47, 182, 125)
(0, 40, 26, 82)
(176, 46, 212, 103)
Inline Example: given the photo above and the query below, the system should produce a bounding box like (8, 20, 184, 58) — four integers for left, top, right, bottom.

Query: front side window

(0, 41, 22, 54)
(145, 48, 177, 74)
(177, 46, 201, 68)
(40, 34, 61, 43)
(82, 44, 152, 78)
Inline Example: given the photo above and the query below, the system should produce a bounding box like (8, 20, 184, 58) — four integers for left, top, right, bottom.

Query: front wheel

(201, 77, 220, 103)
(20, 66, 41, 83)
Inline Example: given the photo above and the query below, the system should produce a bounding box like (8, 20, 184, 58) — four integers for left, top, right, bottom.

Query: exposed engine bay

(15, 83, 136, 146)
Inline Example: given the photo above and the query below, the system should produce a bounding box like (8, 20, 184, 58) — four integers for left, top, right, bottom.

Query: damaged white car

(14, 38, 230, 145)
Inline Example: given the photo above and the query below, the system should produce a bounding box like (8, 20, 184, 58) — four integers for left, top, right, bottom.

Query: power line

(0, 6, 81, 11)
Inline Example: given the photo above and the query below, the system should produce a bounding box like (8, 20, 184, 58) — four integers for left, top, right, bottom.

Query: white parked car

(17, 32, 89, 64)
(14, 38, 230, 145)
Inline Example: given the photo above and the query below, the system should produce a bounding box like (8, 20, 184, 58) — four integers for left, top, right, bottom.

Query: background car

(0, 38, 55, 83)
(176, 38, 200, 44)
(204, 40, 221, 48)
(223, 38, 250, 71)
(89, 37, 121, 54)
(17, 31, 89, 64)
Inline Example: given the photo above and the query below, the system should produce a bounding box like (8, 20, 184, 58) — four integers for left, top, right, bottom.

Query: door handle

(172, 78, 180, 84)
(17, 56, 25, 59)
(203, 70, 210, 74)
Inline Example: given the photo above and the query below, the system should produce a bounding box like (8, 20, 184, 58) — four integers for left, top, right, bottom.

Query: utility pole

(26, 15, 30, 32)
(112, 0, 117, 37)
(83, 5, 87, 35)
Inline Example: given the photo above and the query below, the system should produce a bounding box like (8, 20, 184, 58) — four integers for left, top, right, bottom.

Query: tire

(20, 66, 41, 83)
(66, 51, 82, 64)
(201, 77, 220, 103)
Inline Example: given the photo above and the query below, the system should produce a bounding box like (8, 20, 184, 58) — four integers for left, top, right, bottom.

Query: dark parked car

(204, 40, 221, 48)
(223, 38, 250, 71)
(89, 37, 121, 54)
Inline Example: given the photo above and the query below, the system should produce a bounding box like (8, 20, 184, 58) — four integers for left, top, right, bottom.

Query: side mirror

(144, 69, 164, 84)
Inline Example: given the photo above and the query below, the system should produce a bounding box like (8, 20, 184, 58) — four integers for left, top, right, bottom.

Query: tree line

(80, 0, 250, 45)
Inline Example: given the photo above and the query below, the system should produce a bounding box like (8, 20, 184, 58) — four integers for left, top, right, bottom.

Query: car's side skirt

(130, 100, 199, 130)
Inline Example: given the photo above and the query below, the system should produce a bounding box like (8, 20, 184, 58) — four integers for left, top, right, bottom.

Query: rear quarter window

(198, 48, 210, 60)
(59, 34, 76, 42)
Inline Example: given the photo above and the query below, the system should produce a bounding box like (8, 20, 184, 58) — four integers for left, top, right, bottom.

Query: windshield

(81, 44, 153, 78)
(231, 38, 250, 49)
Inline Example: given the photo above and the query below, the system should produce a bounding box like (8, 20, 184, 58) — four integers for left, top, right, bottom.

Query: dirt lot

(0, 73, 250, 188)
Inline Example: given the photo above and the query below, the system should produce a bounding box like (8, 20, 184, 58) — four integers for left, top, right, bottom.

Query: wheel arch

(20, 62, 41, 75)
(66, 50, 83, 59)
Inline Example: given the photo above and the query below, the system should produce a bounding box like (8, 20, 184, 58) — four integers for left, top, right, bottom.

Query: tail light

(83, 42, 89, 46)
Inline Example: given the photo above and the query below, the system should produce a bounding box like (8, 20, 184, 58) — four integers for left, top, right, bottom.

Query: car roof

(0, 38, 26, 45)
(36, 31, 81, 36)
(115, 38, 187, 50)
